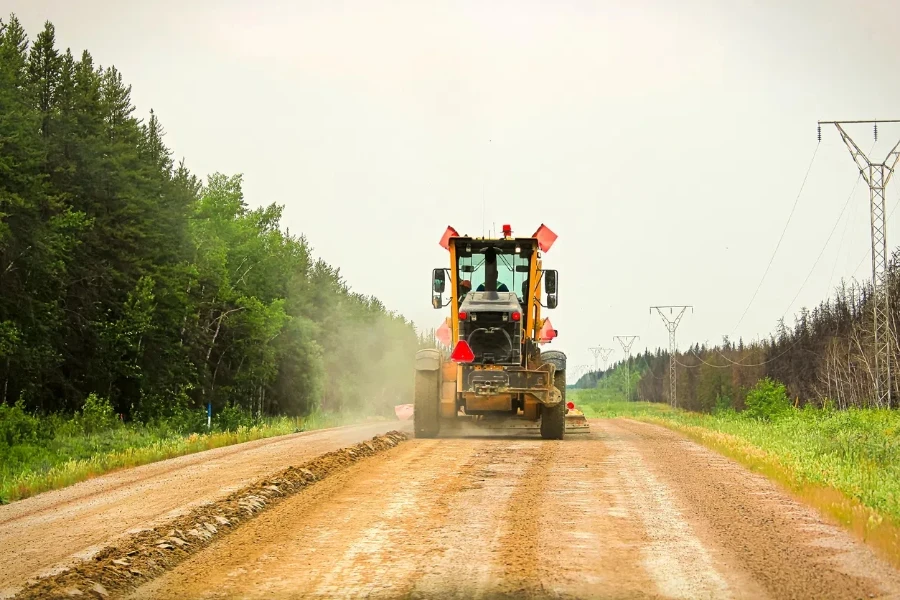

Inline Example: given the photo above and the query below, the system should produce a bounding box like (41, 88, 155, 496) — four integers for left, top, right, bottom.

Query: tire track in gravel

(404, 438, 541, 600)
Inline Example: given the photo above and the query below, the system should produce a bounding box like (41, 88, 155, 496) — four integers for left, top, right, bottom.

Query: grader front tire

(540, 368, 566, 440)
(540, 399, 565, 440)
(414, 369, 441, 438)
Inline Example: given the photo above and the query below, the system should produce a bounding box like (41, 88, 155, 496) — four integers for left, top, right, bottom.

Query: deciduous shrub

(744, 377, 791, 421)
(76, 394, 119, 434)
(0, 400, 52, 448)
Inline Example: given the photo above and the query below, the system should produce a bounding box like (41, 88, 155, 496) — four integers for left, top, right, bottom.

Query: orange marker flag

(532, 224, 557, 252)
(540, 318, 557, 342)
(439, 226, 460, 250)
(436, 321, 452, 347)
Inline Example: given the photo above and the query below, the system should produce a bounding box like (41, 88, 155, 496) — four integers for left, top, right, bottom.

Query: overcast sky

(9, 0, 900, 372)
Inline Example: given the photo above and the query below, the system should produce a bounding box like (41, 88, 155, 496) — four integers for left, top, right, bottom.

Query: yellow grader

(412, 223, 588, 439)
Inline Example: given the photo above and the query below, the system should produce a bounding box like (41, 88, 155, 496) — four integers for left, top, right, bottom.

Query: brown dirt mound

(13, 431, 408, 600)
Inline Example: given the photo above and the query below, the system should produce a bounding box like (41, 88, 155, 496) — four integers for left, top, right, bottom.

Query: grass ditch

(571, 392, 900, 568)
(12, 430, 408, 600)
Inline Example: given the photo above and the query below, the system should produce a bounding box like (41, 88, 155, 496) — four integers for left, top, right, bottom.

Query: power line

(730, 143, 820, 336)
(688, 155, 876, 372)
(781, 166, 863, 319)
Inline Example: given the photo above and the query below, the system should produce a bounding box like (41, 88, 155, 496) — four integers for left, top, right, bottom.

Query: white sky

(9, 0, 900, 372)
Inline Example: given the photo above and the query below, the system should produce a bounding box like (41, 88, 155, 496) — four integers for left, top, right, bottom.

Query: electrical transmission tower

(574, 364, 591, 380)
(613, 336, 639, 401)
(588, 347, 614, 372)
(599, 348, 614, 369)
(651, 306, 692, 408)
(819, 119, 900, 408)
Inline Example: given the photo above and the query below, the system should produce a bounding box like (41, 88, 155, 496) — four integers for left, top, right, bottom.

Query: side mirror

(432, 268, 446, 309)
(432, 268, 446, 294)
(544, 270, 557, 294)
(544, 270, 558, 309)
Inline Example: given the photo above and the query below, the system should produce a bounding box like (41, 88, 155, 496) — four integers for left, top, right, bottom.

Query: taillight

(511, 311, 521, 322)
(450, 340, 475, 363)
(458, 311, 467, 321)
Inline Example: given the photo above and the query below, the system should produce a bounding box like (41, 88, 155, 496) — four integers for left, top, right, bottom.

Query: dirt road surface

(0, 421, 410, 598)
(125, 419, 900, 600)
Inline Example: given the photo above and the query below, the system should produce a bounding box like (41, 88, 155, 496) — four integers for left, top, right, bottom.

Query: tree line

(0, 15, 421, 421)
(579, 257, 900, 411)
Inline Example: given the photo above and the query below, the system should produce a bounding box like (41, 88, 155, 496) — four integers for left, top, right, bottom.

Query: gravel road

(123, 419, 900, 600)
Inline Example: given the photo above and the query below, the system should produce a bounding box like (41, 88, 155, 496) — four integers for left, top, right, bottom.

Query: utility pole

(819, 119, 900, 408)
(651, 306, 692, 408)
(613, 336, 639, 401)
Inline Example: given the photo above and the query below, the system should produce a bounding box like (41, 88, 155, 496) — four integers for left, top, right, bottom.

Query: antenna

(650, 306, 693, 408)
(482, 138, 492, 237)
(613, 336, 640, 401)
(819, 119, 900, 407)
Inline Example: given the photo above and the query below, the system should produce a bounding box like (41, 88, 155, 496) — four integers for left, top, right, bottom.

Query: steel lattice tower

(651, 306, 692, 408)
(613, 336, 639, 401)
(820, 120, 900, 407)
(589, 347, 614, 372)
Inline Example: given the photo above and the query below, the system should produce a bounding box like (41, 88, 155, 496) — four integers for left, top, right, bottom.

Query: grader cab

(413, 223, 589, 439)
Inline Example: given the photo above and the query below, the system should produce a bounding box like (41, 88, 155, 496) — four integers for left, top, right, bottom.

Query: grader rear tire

(414, 369, 441, 438)
(540, 369, 566, 440)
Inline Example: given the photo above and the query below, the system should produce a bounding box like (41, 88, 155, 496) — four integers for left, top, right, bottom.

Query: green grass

(0, 407, 380, 505)
(571, 389, 900, 563)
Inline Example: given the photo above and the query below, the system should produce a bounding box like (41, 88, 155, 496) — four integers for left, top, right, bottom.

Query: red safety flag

(436, 321, 452, 347)
(439, 226, 460, 250)
(539, 318, 557, 342)
(532, 224, 558, 252)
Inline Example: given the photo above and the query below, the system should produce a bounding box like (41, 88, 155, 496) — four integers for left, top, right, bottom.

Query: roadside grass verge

(0, 407, 383, 505)
(571, 390, 900, 566)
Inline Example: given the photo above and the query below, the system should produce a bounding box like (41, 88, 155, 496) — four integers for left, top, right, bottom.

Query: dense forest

(579, 255, 900, 413)
(0, 15, 421, 421)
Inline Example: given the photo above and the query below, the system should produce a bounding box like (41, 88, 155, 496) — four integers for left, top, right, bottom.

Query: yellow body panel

(523, 398, 540, 420)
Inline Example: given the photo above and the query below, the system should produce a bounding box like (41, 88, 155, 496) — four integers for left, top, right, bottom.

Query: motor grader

(413, 223, 588, 439)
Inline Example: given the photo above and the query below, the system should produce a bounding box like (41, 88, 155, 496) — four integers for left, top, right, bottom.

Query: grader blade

(564, 406, 590, 433)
